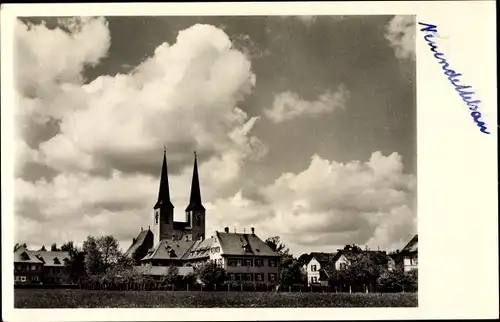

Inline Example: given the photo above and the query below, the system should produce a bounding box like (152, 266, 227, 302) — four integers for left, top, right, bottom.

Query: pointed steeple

(186, 151, 205, 212)
(154, 147, 174, 209)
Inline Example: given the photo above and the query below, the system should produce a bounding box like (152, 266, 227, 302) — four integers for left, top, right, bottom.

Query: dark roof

(14, 250, 43, 264)
(142, 239, 197, 261)
(14, 249, 69, 266)
(125, 229, 154, 257)
(334, 250, 393, 264)
(183, 237, 214, 260)
(216, 232, 279, 257)
(185, 152, 205, 212)
(154, 150, 174, 209)
(402, 234, 418, 253)
(310, 252, 337, 265)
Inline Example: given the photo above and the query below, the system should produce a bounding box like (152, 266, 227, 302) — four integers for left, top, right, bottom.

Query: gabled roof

(216, 232, 279, 257)
(333, 249, 392, 265)
(17, 250, 70, 266)
(125, 228, 154, 257)
(309, 252, 337, 265)
(14, 250, 44, 264)
(183, 237, 215, 260)
(141, 239, 197, 261)
(402, 234, 418, 253)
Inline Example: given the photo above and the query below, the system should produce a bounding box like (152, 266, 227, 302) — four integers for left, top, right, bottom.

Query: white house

(401, 235, 418, 272)
(305, 252, 336, 286)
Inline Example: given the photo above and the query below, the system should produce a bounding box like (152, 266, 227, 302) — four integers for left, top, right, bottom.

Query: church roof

(154, 150, 174, 209)
(183, 237, 215, 260)
(141, 239, 197, 261)
(185, 152, 205, 212)
(125, 228, 153, 257)
(216, 231, 280, 257)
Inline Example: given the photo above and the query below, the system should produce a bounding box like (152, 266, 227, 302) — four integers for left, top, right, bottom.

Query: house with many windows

(14, 247, 69, 284)
(125, 150, 280, 284)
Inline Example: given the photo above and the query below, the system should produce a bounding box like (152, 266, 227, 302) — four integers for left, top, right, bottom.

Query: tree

(279, 260, 305, 287)
(61, 241, 75, 251)
(14, 243, 27, 252)
(83, 236, 103, 276)
(265, 236, 294, 266)
(63, 246, 86, 283)
(344, 252, 388, 292)
(39, 245, 47, 251)
(161, 265, 180, 287)
(196, 262, 227, 288)
(51, 243, 60, 251)
(297, 253, 313, 266)
(96, 235, 121, 272)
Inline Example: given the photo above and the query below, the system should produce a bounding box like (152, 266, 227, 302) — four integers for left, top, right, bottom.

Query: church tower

(153, 148, 174, 246)
(185, 151, 206, 240)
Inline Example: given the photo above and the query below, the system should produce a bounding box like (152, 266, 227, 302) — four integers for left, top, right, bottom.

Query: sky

(14, 15, 416, 256)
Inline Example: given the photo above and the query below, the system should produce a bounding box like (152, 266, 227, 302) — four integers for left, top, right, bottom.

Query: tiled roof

(183, 237, 214, 260)
(310, 252, 337, 265)
(125, 229, 153, 257)
(334, 250, 393, 264)
(134, 265, 194, 276)
(402, 234, 418, 253)
(14, 250, 44, 264)
(216, 232, 279, 257)
(31, 251, 70, 267)
(142, 239, 197, 261)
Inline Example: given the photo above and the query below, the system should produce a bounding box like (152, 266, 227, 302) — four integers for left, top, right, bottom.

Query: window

(235, 273, 242, 281)
(244, 273, 253, 281)
(229, 273, 235, 281)
(268, 273, 276, 281)
(255, 273, 264, 281)
(268, 259, 277, 267)
(236, 259, 242, 267)
(16, 264, 21, 271)
(155, 210, 159, 224)
(339, 263, 347, 270)
(20, 276, 27, 282)
(53, 257, 60, 265)
(228, 259, 236, 266)
(245, 259, 253, 266)
(255, 259, 263, 267)
(31, 265, 36, 271)
(312, 277, 318, 283)
(311, 265, 317, 272)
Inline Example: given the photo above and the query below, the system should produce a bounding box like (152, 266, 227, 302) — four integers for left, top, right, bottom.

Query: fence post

(228, 283, 230, 291)
(289, 286, 291, 292)
(299, 285, 302, 293)
(241, 283, 243, 292)
(254, 283, 256, 291)
(172, 285, 174, 292)
(349, 285, 352, 293)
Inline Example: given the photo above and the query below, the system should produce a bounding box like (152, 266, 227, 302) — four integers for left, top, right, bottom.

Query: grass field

(15, 289, 417, 308)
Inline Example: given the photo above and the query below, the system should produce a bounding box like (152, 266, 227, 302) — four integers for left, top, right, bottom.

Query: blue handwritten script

(418, 22, 490, 135)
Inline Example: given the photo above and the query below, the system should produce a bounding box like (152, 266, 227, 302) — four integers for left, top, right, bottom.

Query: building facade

(401, 234, 418, 272)
(14, 247, 69, 284)
(125, 150, 280, 284)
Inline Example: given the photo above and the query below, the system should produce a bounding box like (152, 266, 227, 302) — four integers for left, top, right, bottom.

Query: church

(125, 150, 280, 284)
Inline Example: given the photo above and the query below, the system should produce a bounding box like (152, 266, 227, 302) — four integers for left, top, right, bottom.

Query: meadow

(15, 289, 417, 308)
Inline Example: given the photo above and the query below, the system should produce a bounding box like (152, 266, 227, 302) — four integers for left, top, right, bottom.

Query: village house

(14, 246, 69, 284)
(305, 252, 337, 286)
(125, 150, 280, 284)
(401, 234, 418, 272)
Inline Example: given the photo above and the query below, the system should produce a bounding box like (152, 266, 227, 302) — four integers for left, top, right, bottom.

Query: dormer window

(53, 257, 60, 265)
(20, 252, 30, 261)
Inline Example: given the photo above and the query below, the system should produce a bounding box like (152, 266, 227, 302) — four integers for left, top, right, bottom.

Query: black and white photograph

(2, 2, 497, 318)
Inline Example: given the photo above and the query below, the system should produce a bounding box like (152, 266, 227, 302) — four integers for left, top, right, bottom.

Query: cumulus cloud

(14, 18, 269, 248)
(264, 84, 350, 123)
(207, 151, 416, 254)
(385, 15, 416, 61)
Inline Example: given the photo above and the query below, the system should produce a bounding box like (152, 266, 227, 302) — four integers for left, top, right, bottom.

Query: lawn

(15, 289, 417, 308)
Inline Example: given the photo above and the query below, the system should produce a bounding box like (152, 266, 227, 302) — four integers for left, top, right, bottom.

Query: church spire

(186, 151, 205, 212)
(154, 147, 174, 209)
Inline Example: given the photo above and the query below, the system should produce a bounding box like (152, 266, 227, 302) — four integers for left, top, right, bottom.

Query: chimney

(234, 227, 236, 233)
(243, 228, 246, 234)
(141, 226, 143, 231)
(132, 238, 136, 244)
(224, 227, 229, 233)
(251, 227, 255, 235)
